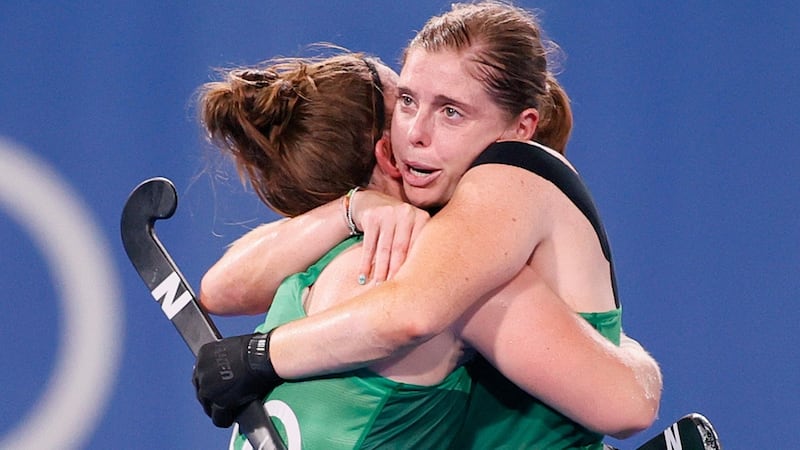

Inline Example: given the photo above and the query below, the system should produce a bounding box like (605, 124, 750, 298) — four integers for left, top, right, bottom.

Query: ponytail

(198, 55, 380, 217)
(199, 69, 295, 213)
(534, 74, 572, 155)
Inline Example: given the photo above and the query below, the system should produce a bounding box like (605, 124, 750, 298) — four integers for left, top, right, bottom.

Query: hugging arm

(267, 164, 569, 376)
(200, 200, 348, 315)
(457, 265, 662, 438)
(200, 190, 429, 315)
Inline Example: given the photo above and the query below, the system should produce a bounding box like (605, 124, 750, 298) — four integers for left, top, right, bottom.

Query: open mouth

(402, 161, 441, 187)
(408, 165, 435, 176)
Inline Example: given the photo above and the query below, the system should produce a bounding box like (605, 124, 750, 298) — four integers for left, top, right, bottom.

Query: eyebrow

(396, 85, 414, 98)
(397, 86, 474, 114)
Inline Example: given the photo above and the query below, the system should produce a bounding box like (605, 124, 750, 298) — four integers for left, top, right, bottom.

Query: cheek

(390, 114, 409, 145)
(438, 147, 473, 171)
(436, 135, 489, 169)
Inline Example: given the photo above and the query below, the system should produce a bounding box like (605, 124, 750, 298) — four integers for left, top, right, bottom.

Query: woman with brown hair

(194, 3, 661, 447)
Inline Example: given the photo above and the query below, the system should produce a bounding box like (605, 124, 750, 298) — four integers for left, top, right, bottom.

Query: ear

(374, 134, 401, 179)
(513, 107, 539, 141)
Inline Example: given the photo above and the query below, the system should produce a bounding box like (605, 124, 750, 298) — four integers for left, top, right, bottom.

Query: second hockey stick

(121, 177, 286, 450)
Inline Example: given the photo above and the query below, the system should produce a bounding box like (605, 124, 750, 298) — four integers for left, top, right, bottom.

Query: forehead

(399, 48, 486, 102)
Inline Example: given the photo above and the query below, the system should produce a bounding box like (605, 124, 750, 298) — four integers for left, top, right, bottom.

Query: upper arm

(200, 198, 350, 315)
(387, 163, 554, 331)
(200, 220, 291, 315)
(457, 266, 661, 435)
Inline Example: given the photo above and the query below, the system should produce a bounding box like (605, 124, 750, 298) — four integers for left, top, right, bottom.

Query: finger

(371, 221, 395, 283)
(211, 404, 235, 428)
(358, 219, 379, 285)
(202, 398, 216, 419)
(386, 221, 412, 280)
(388, 211, 429, 279)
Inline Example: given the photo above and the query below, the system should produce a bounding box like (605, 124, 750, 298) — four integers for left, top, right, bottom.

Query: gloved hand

(192, 331, 282, 427)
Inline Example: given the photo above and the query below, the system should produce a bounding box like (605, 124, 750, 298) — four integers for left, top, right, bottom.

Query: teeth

(409, 166, 433, 176)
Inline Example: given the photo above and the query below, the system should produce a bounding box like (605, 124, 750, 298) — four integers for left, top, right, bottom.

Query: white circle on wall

(0, 137, 123, 450)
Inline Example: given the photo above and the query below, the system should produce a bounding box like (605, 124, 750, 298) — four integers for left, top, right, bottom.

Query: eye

(399, 94, 414, 106)
(444, 106, 461, 119)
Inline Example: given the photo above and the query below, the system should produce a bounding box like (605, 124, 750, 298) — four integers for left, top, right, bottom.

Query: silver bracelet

(344, 187, 362, 236)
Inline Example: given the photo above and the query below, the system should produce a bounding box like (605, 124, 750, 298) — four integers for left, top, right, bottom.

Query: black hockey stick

(632, 413, 721, 450)
(121, 177, 286, 450)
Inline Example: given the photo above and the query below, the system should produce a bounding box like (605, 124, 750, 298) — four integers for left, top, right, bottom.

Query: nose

(407, 110, 431, 148)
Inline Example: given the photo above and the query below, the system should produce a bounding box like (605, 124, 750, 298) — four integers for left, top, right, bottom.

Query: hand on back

(351, 189, 429, 284)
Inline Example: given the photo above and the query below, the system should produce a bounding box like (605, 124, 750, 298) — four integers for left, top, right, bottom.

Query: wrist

(342, 187, 363, 236)
(246, 331, 279, 380)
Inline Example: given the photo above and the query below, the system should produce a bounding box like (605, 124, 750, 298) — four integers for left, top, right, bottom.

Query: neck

(367, 168, 404, 201)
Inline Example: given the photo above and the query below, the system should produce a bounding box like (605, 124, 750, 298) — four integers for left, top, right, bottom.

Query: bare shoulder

(447, 162, 562, 242)
(459, 160, 562, 206)
(303, 243, 369, 316)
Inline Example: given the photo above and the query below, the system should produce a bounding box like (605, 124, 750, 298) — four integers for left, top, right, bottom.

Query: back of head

(406, 0, 572, 154)
(199, 53, 384, 216)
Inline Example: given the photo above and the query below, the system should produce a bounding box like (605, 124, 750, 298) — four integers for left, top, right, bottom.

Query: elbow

(379, 316, 437, 353)
(198, 268, 228, 315)
(575, 368, 662, 438)
(368, 298, 440, 355)
(603, 384, 662, 439)
(604, 405, 658, 439)
(604, 341, 664, 438)
(199, 266, 256, 316)
(397, 315, 439, 347)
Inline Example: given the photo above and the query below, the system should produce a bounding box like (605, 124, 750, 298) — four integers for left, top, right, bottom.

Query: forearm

(270, 181, 528, 378)
(579, 330, 661, 438)
(269, 280, 424, 378)
(458, 267, 661, 437)
(267, 166, 541, 378)
(200, 199, 350, 315)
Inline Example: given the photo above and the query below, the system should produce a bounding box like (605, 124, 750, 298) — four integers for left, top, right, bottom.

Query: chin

(405, 187, 438, 210)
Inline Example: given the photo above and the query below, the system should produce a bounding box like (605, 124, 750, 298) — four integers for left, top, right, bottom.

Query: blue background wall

(1, 2, 797, 448)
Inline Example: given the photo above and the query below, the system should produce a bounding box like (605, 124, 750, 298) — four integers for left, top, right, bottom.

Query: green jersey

(452, 309, 621, 450)
(230, 237, 470, 450)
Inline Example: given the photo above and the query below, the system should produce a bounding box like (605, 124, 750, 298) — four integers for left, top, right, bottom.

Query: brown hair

(406, 1, 573, 154)
(199, 53, 385, 216)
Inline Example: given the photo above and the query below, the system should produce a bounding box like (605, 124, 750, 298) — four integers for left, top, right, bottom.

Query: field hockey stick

(121, 177, 286, 450)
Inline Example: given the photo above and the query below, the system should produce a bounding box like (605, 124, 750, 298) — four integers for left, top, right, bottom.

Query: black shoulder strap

(470, 141, 620, 308)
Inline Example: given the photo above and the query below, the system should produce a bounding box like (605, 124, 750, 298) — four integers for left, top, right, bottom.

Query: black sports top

(470, 141, 620, 308)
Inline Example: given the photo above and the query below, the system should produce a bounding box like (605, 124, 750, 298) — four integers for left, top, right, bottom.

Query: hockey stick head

(121, 177, 176, 254)
(685, 413, 722, 450)
(123, 176, 177, 222)
(633, 412, 722, 450)
(120, 177, 178, 290)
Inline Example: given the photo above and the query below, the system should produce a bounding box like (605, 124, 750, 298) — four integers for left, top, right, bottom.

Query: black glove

(192, 331, 282, 428)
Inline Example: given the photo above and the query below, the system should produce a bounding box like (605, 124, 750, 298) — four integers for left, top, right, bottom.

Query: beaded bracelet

(343, 187, 362, 236)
